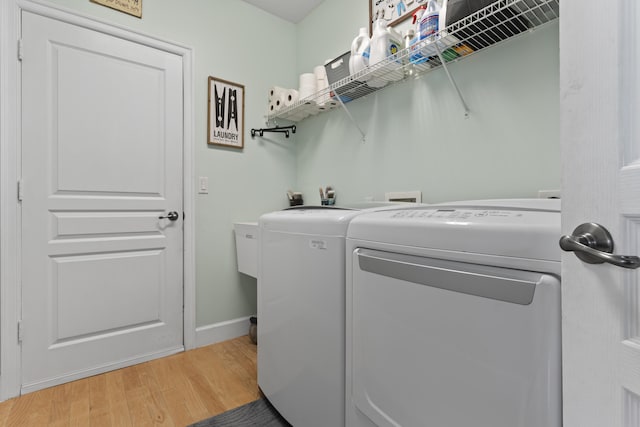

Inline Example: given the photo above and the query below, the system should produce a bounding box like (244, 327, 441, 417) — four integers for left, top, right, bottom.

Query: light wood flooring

(0, 335, 259, 427)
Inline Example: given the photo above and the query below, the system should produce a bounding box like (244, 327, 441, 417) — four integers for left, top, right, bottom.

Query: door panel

(21, 11, 184, 392)
(561, 0, 640, 425)
(53, 251, 164, 340)
(54, 42, 165, 194)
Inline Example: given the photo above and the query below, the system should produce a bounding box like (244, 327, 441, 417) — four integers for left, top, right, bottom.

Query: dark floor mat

(188, 398, 292, 427)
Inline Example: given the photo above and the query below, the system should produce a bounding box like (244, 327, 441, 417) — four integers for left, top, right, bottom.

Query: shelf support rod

(435, 42, 470, 118)
(333, 91, 366, 142)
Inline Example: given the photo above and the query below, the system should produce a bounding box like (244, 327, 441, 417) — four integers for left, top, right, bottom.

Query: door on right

(560, 0, 640, 425)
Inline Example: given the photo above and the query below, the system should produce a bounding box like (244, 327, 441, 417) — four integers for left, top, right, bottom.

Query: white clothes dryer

(345, 199, 562, 427)
(258, 203, 415, 427)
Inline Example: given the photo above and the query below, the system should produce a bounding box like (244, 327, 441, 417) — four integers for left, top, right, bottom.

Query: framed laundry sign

(207, 77, 245, 149)
(90, 0, 142, 18)
(369, 0, 426, 33)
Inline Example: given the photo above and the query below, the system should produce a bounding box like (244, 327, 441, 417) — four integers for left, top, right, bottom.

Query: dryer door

(347, 248, 562, 427)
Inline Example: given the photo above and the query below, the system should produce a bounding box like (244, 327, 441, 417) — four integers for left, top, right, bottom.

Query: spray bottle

(420, 0, 441, 41)
(409, 6, 428, 64)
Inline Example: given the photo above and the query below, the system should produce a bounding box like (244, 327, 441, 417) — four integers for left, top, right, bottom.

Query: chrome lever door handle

(159, 211, 179, 221)
(559, 223, 640, 269)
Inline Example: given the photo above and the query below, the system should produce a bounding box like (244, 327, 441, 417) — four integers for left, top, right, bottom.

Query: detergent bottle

(349, 27, 371, 76)
(368, 19, 404, 88)
(385, 25, 404, 81)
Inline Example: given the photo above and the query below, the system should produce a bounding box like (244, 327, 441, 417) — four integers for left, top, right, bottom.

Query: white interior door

(560, 1, 640, 425)
(20, 10, 184, 393)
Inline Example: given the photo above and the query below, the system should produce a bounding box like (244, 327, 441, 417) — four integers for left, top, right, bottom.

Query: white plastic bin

(233, 222, 258, 278)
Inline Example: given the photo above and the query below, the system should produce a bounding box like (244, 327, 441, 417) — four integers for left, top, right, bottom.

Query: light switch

(199, 176, 209, 194)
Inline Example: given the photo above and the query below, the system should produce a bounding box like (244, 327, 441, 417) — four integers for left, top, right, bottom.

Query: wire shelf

(267, 0, 559, 123)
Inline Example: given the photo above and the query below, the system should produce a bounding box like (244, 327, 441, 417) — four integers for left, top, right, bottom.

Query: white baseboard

(195, 316, 253, 348)
(21, 317, 252, 394)
(21, 346, 184, 395)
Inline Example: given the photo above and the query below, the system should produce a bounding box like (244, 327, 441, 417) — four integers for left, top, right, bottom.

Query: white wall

(293, 0, 560, 205)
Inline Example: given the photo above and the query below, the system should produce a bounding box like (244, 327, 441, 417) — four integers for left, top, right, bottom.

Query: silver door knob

(559, 223, 640, 269)
(158, 211, 179, 221)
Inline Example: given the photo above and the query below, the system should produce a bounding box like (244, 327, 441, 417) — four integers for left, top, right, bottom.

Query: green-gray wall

(294, 0, 559, 205)
(40, 0, 559, 329)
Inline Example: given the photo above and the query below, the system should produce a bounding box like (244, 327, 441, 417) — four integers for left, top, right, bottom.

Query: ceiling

(240, 0, 325, 23)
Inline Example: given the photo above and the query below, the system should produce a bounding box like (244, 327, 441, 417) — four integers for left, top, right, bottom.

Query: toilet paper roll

(273, 92, 286, 111)
(268, 100, 278, 114)
(289, 112, 305, 122)
(269, 86, 287, 101)
(284, 89, 299, 107)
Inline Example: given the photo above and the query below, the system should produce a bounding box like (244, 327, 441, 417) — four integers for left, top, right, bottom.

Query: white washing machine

(258, 204, 414, 427)
(345, 199, 562, 427)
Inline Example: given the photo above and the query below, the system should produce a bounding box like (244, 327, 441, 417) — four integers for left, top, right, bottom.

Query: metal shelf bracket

(434, 42, 470, 118)
(333, 94, 366, 142)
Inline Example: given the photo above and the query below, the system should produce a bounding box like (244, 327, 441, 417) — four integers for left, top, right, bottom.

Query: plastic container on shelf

(349, 27, 371, 76)
(420, 0, 441, 40)
(368, 19, 404, 88)
(409, 6, 429, 65)
(325, 52, 376, 103)
(408, 0, 441, 66)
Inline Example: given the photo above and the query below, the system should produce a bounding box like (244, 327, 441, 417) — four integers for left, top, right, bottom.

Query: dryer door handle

(559, 223, 640, 269)
(355, 249, 542, 305)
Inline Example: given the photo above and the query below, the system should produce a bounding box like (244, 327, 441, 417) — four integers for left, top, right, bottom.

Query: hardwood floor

(0, 336, 259, 427)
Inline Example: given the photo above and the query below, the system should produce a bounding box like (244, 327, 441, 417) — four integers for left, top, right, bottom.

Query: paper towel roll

(299, 88, 317, 101)
(314, 65, 327, 82)
(298, 81, 317, 99)
(299, 73, 316, 91)
(284, 89, 299, 107)
(311, 65, 329, 105)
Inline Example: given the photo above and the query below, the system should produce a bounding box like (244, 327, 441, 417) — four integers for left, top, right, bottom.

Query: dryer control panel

(346, 200, 562, 264)
(389, 208, 525, 220)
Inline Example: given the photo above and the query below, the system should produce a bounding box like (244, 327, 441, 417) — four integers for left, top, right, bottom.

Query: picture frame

(207, 76, 245, 149)
(369, 0, 425, 34)
(90, 0, 142, 18)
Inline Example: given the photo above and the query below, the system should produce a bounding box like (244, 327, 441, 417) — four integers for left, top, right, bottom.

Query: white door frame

(0, 0, 196, 400)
